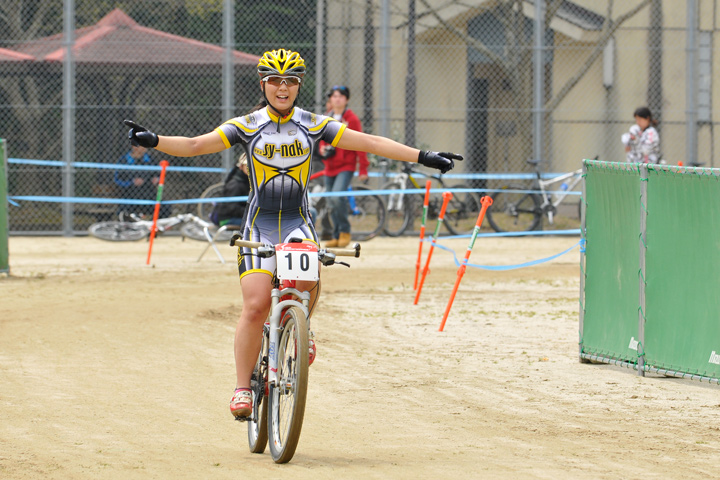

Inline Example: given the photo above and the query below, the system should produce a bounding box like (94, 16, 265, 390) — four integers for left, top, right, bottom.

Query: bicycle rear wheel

(348, 185, 385, 241)
(486, 187, 543, 233)
(443, 186, 482, 235)
(88, 221, 149, 241)
(248, 329, 269, 454)
(268, 306, 309, 464)
(197, 182, 224, 221)
(382, 183, 415, 237)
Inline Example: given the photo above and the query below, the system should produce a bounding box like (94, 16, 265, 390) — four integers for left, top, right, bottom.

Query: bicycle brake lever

(336, 261, 350, 268)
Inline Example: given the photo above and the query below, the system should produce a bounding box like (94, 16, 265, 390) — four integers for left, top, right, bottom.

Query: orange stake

(438, 196, 493, 331)
(414, 180, 433, 290)
(414, 191, 453, 305)
(146, 160, 170, 265)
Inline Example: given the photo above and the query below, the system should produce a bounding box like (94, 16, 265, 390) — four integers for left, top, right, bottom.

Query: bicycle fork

(266, 287, 310, 389)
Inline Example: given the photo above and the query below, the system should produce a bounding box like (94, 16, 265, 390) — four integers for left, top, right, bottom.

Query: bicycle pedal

(234, 415, 251, 423)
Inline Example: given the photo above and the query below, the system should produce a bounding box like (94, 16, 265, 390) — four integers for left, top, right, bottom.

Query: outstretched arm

(155, 132, 227, 157)
(124, 120, 227, 157)
(335, 128, 462, 173)
(335, 128, 418, 163)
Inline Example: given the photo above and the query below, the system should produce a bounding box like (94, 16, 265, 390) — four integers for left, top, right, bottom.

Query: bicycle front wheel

(268, 306, 309, 464)
(88, 221, 149, 241)
(382, 182, 414, 237)
(349, 185, 386, 241)
(486, 187, 543, 233)
(248, 330, 269, 454)
(443, 186, 483, 235)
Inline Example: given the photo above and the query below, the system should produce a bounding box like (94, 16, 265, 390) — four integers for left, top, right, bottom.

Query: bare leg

(235, 273, 272, 389)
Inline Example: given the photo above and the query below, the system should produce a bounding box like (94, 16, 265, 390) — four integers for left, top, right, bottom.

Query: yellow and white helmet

(257, 49, 306, 79)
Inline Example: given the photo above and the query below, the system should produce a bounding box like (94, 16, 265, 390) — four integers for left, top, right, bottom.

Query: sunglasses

(263, 75, 302, 87)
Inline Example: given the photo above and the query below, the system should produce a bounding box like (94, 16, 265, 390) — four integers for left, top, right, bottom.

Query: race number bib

(275, 243, 319, 281)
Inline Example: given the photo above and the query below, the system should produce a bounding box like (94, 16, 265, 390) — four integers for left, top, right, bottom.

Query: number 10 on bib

(276, 243, 319, 281)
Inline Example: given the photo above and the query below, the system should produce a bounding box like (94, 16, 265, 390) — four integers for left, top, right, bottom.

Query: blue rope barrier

(8, 158, 225, 173)
(426, 237, 582, 271)
(6, 186, 579, 206)
(8, 158, 574, 180)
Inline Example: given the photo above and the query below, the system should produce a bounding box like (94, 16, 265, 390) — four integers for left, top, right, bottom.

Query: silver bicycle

(486, 159, 583, 233)
(88, 212, 211, 241)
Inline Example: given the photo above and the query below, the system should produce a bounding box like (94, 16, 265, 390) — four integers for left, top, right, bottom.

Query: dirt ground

(1, 234, 718, 479)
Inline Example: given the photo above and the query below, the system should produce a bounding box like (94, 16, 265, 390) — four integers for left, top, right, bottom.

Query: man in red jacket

(319, 85, 369, 247)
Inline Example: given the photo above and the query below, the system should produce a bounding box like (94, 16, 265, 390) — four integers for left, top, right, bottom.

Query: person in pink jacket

(318, 86, 369, 247)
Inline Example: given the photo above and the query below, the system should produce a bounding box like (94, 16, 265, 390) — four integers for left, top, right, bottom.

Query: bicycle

(230, 235, 361, 463)
(88, 212, 211, 241)
(380, 161, 482, 236)
(307, 170, 386, 242)
(485, 159, 583, 233)
(196, 181, 225, 221)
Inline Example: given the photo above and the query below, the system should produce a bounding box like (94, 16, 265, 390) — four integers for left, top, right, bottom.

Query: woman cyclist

(124, 49, 462, 419)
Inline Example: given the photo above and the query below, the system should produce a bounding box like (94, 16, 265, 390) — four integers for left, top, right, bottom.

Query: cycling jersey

(214, 106, 346, 278)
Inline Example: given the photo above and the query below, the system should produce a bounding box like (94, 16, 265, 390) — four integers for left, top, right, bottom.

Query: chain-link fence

(0, 0, 714, 234)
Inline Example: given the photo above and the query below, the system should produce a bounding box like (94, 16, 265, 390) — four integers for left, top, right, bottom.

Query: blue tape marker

(427, 238, 581, 271)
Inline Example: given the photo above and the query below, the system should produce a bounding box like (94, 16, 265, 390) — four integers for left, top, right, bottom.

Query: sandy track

(1, 235, 718, 479)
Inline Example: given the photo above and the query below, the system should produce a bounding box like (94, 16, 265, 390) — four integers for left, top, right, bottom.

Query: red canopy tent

(12, 8, 259, 72)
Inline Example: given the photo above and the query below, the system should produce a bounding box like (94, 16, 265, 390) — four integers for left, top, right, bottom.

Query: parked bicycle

(231, 236, 361, 463)
(88, 212, 211, 241)
(486, 159, 583, 233)
(307, 170, 386, 241)
(380, 160, 482, 236)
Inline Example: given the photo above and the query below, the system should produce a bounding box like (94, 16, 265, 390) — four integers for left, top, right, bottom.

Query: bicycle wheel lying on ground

(268, 306, 309, 464)
(486, 186, 543, 233)
(443, 186, 482, 235)
(180, 221, 236, 243)
(88, 221, 149, 241)
(348, 185, 385, 241)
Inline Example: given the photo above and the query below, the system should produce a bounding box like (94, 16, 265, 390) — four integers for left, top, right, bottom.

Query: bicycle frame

(536, 168, 582, 224)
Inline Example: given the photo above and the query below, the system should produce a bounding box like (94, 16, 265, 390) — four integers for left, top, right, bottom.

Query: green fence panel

(0, 139, 8, 274)
(581, 162, 641, 362)
(643, 167, 720, 379)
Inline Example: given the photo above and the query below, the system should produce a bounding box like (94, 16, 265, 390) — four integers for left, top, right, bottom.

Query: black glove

(417, 151, 463, 174)
(124, 120, 159, 148)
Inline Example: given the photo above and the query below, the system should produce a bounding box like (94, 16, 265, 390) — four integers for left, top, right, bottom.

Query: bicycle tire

(382, 182, 414, 237)
(268, 306, 309, 464)
(180, 221, 236, 243)
(443, 186, 483, 235)
(88, 221, 149, 241)
(486, 187, 543, 233)
(197, 182, 224, 221)
(248, 331, 269, 454)
(348, 185, 386, 241)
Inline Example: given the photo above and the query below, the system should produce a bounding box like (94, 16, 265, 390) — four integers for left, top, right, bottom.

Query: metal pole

(62, 0, 75, 236)
(405, 0, 416, 148)
(362, 0, 375, 134)
(222, 0, 235, 172)
(315, 0, 325, 112)
(578, 161, 587, 362)
(637, 164, 648, 376)
(686, 0, 698, 165)
(533, 0, 545, 164)
(379, 0, 391, 137)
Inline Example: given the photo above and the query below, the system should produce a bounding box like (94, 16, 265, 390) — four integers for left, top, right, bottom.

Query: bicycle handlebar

(230, 235, 361, 259)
